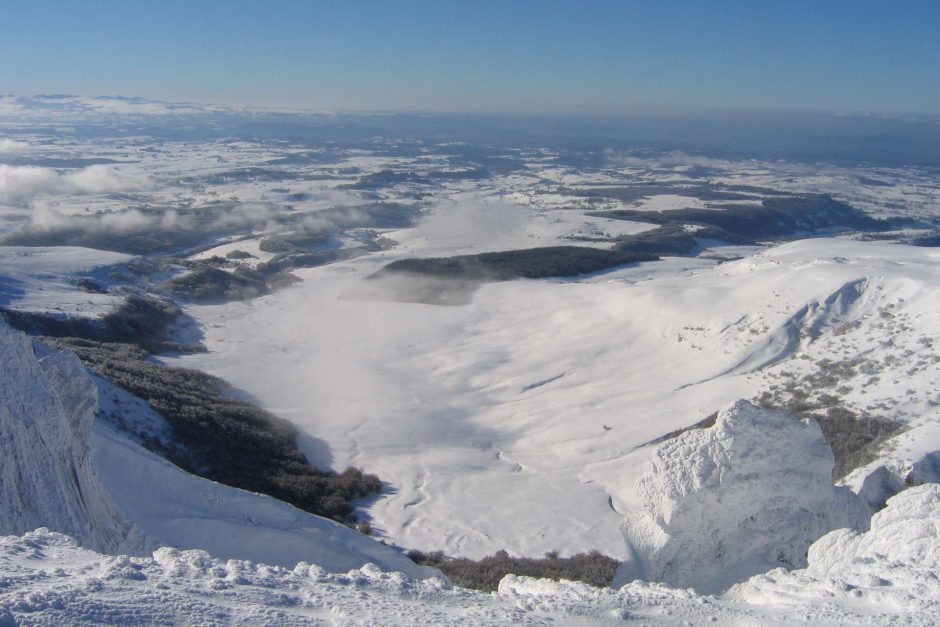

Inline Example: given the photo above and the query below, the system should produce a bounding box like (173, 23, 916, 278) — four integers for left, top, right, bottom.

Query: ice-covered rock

(853, 452, 940, 511)
(0, 319, 132, 552)
(616, 400, 870, 593)
(732, 483, 940, 615)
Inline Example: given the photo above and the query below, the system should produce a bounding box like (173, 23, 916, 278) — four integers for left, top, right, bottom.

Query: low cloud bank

(0, 164, 150, 202)
(0, 138, 29, 153)
(603, 149, 732, 169)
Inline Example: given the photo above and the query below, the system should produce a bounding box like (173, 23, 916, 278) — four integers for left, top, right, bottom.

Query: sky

(1, 0, 938, 115)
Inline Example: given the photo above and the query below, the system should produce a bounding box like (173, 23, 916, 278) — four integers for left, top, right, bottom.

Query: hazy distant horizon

(2, 1, 939, 116)
(4, 92, 940, 168)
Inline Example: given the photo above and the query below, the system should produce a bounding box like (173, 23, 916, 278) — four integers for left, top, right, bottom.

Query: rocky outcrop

(616, 400, 870, 593)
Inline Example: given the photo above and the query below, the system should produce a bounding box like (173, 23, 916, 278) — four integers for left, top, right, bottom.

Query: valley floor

(166, 235, 940, 559)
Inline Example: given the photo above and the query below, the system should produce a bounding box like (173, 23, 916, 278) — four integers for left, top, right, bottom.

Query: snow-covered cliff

(616, 400, 870, 593)
(0, 319, 134, 553)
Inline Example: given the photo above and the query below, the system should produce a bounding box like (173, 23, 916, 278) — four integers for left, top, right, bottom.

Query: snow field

(167, 237, 940, 559)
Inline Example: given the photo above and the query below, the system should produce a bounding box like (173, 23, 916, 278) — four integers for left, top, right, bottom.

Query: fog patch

(407, 195, 530, 253)
(0, 164, 150, 201)
(604, 149, 732, 170)
(342, 272, 478, 306)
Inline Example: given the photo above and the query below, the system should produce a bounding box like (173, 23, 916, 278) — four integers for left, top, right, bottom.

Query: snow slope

(167, 237, 940, 559)
(0, 246, 129, 317)
(91, 422, 430, 576)
(617, 400, 869, 593)
(1, 485, 937, 626)
(0, 319, 430, 578)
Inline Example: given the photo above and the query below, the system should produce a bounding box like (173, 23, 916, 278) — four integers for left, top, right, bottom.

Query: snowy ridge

(617, 400, 870, 593)
(0, 320, 135, 553)
(716, 277, 870, 379)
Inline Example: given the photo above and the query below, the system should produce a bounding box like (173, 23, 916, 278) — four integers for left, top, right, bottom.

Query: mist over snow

(0, 164, 150, 202)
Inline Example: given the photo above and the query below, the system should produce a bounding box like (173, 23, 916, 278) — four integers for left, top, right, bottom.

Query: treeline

(3, 297, 382, 524)
(45, 336, 382, 522)
(591, 194, 885, 241)
(375, 246, 657, 283)
(407, 549, 619, 592)
(1, 294, 185, 352)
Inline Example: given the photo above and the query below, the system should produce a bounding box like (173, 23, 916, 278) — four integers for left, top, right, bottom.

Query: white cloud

(0, 164, 150, 201)
(0, 138, 29, 152)
(0, 165, 60, 201)
(62, 164, 149, 194)
(26, 199, 158, 234)
(210, 202, 276, 229)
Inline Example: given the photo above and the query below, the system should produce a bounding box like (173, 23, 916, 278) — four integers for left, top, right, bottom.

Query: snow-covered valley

(166, 236, 940, 559)
(1, 97, 939, 624)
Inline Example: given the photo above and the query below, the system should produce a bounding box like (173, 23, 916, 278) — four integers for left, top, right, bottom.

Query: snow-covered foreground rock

(0, 319, 428, 578)
(617, 400, 869, 593)
(2, 486, 937, 627)
(730, 484, 940, 618)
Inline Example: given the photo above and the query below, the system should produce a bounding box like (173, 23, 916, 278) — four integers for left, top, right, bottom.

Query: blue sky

(1, 0, 938, 114)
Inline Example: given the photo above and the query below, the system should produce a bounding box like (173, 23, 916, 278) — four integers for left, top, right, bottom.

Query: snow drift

(616, 400, 870, 593)
(732, 483, 940, 616)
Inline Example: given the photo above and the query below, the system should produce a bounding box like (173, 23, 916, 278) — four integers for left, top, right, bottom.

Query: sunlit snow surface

(2, 99, 940, 622)
(167, 237, 940, 558)
(2, 485, 937, 626)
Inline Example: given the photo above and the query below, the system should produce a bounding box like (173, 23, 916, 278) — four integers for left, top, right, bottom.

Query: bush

(407, 549, 619, 592)
(162, 266, 268, 303)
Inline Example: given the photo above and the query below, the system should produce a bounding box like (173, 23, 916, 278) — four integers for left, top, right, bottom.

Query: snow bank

(733, 483, 940, 616)
(0, 319, 133, 553)
(616, 400, 869, 593)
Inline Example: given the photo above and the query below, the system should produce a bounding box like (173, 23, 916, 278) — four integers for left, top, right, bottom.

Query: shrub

(407, 549, 619, 592)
